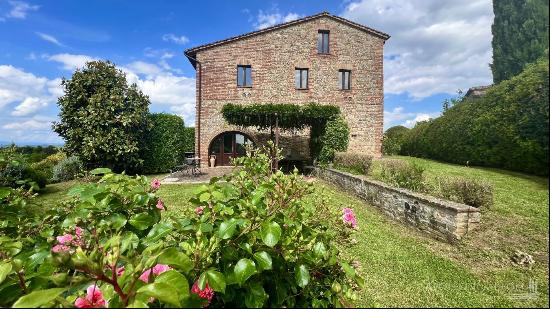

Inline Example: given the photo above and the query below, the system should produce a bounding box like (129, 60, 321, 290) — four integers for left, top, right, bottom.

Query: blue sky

(0, 0, 494, 145)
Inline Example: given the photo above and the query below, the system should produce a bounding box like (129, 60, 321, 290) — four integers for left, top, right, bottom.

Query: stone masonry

(315, 167, 481, 242)
(185, 12, 389, 166)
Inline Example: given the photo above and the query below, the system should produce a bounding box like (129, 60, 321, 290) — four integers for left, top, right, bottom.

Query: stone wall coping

(322, 167, 480, 214)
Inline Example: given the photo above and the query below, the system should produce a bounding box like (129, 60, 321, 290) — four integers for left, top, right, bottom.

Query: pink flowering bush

(2, 145, 363, 308)
(75, 285, 108, 308)
(342, 207, 358, 228)
(191, 281, 215, 305)
(1, 168, 197, 308)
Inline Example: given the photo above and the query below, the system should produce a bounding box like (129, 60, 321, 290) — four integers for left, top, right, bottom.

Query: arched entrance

(208, 131, 255, 166)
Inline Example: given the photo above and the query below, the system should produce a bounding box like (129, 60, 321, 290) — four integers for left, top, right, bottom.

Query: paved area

(161, 166, 236, 184)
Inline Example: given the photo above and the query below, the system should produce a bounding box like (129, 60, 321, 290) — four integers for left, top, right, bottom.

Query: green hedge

(401, 58, 549, 175)
(318, 117, 350, 163)
(141, 113, 188, 174)
(183, 127, 195, 153)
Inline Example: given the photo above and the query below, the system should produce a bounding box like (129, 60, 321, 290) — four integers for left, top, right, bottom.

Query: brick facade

(185, 12, 388, 166)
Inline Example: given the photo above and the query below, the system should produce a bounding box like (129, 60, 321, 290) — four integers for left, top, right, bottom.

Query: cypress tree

(490, 0, 549, 83)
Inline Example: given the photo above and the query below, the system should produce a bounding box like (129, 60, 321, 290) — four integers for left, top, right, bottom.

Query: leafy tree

(491, 0, 549, 83)
(382, 125, 410, 155)
(53, 61, 150, 172)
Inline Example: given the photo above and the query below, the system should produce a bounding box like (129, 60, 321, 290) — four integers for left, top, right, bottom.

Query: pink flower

(151, 179, 161, 190)
(116, 266, 125, 277)
(52, 244, 70, 253)
(342, 208, 357, 228)
(56, 234, 73, 244)
(156, 199, 165, 210)
(75, 285, 108, 308)
(75, 226, 83, 237)
(191, 281, 214, 305)
(139, 264, 172, 283)
(195, 206, 204, 216)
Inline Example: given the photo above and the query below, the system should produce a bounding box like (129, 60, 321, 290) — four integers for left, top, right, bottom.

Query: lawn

(35, 159, 549, 307)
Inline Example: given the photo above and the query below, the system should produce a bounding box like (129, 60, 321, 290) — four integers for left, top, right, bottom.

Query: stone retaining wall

(315, 168, 481, 242)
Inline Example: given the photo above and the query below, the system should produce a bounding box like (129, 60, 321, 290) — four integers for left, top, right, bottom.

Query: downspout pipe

(185, 54, 202, 163)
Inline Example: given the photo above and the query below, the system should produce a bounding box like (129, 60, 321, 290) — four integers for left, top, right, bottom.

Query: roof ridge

(184, 11, 389, 58)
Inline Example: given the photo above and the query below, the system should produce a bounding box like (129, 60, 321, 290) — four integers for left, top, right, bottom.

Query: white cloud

(4, 1, 39, 19)
(254, 10, 302, 30)
(384, 106, 439, 129)
(11, 97, 48, 116)
(0, 64, 60, 111)
(162, 33, 189, 45)
(48, 53, 98, 70)
(0, 54, 197, 144)
(35, 32, 64, 46)
(125, 61, 162, 76)
(2, 115, 53, 130)
(341, 0, 494, 99)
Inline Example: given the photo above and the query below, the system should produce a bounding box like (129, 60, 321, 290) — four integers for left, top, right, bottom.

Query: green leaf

(313, 242, 327, 259)
(137, 282, 180, 307)
(0, 187, 10, 199)
(253, 251, 272, 271)
(90, 167, 112, 175)
(341, 262, 356, 278)
(234, 258, 256, 285)
(158, 248, 193, 274)
(260, 221, 282, 247)
(120, 231, 139, 253)
(128, 213, 155, 230)
(199, 192, 211, 202)
(245, 282, 268, 308)
(108, 213, 127, 230)
(295, 264, 310, 288)
(12, 288, 66, 308)
(206, 270, 226, 293)
(143, 222, 172, 246)
(0, 262, 12, 284)
(155, 270, 190, 300)
(218, 218, 239, 240)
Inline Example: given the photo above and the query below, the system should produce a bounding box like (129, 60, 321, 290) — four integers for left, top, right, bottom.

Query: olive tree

(53, 61, 150, 172)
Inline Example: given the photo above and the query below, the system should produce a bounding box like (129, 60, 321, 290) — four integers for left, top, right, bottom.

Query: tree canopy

(491, 0, 549, 83)
(53, 61, 150, 172)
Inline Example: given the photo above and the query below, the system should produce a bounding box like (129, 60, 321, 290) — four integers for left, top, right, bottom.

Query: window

(317, 30, 330, 54)
(237, 65, 252, 87)
(295, 68, 309, 89)
(339, 70, 351, 90)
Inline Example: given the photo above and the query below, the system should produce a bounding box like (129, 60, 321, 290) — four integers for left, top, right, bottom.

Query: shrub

(140, 113, 187, 174)
(400, 58, 549, 175)
(333, 152, 373, 175)
(183, 126, 195, 153)
(318, 116, 350, 163)
(0, 148, 47, 189)
(1, 145, 363, 308)
(52, 156, 83, 182)
(435, 176, 494, 208)
(382, 125, 410, 155)
(377, 159, 425, 191)
(30, 151, 66, 181)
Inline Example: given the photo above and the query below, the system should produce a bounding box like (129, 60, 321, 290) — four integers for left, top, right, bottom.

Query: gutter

(184, 53, 202, 161)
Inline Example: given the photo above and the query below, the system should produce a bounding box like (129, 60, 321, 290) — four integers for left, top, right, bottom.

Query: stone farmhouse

(184, 12, 389, 167)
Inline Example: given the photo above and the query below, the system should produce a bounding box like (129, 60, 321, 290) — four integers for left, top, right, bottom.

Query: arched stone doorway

(208, 131, 255, 166)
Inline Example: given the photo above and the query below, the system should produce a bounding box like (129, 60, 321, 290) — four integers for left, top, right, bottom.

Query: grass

(34, 160, 549, 307)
